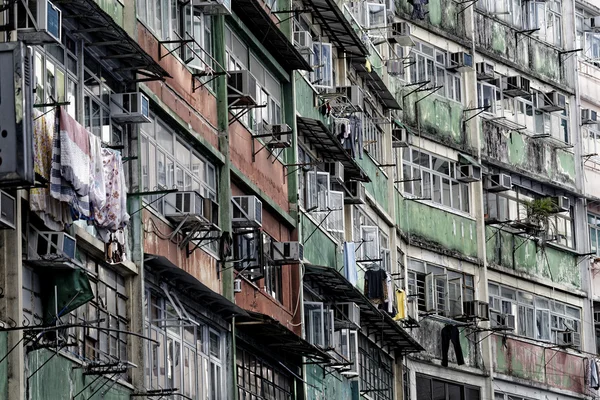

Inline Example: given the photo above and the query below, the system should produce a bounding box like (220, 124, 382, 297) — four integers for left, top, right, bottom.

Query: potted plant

(521, 198, 555, 234)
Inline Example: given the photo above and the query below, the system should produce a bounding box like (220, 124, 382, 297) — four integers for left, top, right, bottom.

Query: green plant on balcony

(521, 198, 555, 234)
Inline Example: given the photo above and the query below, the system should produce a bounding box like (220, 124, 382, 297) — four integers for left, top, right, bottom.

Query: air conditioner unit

(0, 42, 35, 188)
(594, 311, 600, 325)
(457, 164, 482, 183)
(476, 62, 495, 81)
(337, 86, 364, 110)
(110, 93, 151, 124)
(339, 302, 361, 328)
(557, 331, 580, 348)
(293, 30, 313, 50)
(389, 21, 414, 46)
(344, 181, 366, 205)
(265, 131, 292, 149)
(392, 127, 408, 148)
(272, 242, 303, 264)
(490, 311, 515, 330)
(551, 196, 570, 213)
(503, 76, 530, 97)
(15, 0, 62, 43)
(227, 70, 258, 107)
(387, 60, 403, 76)
(448, 52, 473, 71)
(582, 109, 598, 124)
(232, 195, 262, 228)
(484, 173, 512, 192)
(0, 190, 16, 230)
(537, 91, 566, 112)
(590, 16, 600, 30)
(325, 161, 344, 184)
(164, 191, 218, 226)
(191, 0, 231, 15)
(462, 300, 489, 321)
(29, 230, 77, 261)
(233, 278, 242, 293)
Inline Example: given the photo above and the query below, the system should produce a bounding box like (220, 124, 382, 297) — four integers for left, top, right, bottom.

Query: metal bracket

(463, 105, 491, 122)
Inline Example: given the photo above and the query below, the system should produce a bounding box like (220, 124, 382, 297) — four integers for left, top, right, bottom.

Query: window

(484, 187, 574, 248)
(589, 213, 600, 256)
(417, 374, 480, 400)
(583, 126, 600, 162)
(409, 41, 462, 102)
(477, 82, 501, 115)
(363, 111, 384, 164)
(494, 393, 535, 400)
(311, 42, 333, 88)
(263, 234, 283, 303)
(577, 9, 600, 62)
(407, 258, 474, 317)
(525, 0, 562, 47)
(489, 282, 581, 347)
(250, 55, 282, 130)
(237, 347, 293, 400)
(304, 301, 334, 349)
(400, 148, 470, 213)
(334, 328, 359, 374)
(476, 0, 523, 28)
(23, 253, 129, 370)
(353, 207, 390, 269)
(358, 334, 394, 400)
(503, 95, 570, 143)
(144, 287, 224, 398)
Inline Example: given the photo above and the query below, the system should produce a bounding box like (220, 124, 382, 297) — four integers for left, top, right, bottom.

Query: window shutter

(327, 191, 345, 235)
(448, 277, 463, 318)
(434, 275, 448, 315)
(360, 226, 380, 262)
(425, 273, 436, 312)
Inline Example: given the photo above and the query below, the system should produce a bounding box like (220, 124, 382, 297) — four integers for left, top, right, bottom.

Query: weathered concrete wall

(481, 121, 576, 188)
(356, 156, 390, 214)
(0, 332, 6, 399)
(492, 335, 586, 395)
(300, 214, 341, 270)
(28, 350, 131, 400)
(397, 0, 468, 41)
(403, 93, 465, 148)
(396, 193, 478, 259)
(409, 319, 481, 369)
(306, 365, 354, 400)
(486, 227, 581, 288)
(295, 76, 328, 124)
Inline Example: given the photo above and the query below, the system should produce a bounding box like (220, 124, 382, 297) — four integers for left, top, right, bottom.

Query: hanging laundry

(93, 148, 130, 241)
(88, 134, 106, 211)
(386, 273, 393, 314)
(441, 324, 465, 367)
(364, 268, 387, 304)
(590, 358, 599, 390)
(105, 229, 127, 264)
(365, 59, 372, 73)
(343, 242, 358, 286)
(393, 290, 406, 321)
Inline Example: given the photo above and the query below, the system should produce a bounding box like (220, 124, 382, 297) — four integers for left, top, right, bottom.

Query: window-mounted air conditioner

(476, 62, 495, 81)
(389, 21, 414, 46)
(484, 173, 512, 192)
(0, 42, 35, 188)
(344, 181, 366, 205)
(337, 86, 364, 110)
(387, 60, 403, 76)
(0, 190, 15, 230)
(227, 70, 258, 107)
(233, 278, 242, 293)
(164, 191, 219, 226)
(537, 91, 566, 113)
(110, 93, 151, 124)
(448, 52, 473, 71)
(490, 311, 515, 330)
(232, 195, 262, 228)
(582, 109, 598, 125)
(272, 241, 303, 264)
(590, 16, 600, 30)
(462, 300, 489, 321)
(339, 302, 361, 329)
(28, 230, 76, 262)
(392, 127, 408, 148)
(457, 164, 482, 183)
(264, 124, 292, 148)
(15, 0, 62, 43)
(557, 331, 580, 348)
(293, 30, 313, 51)
(325, 161, 345, 184)
(191, 0, 231, 15)
(502, 76, 531, 97)
(551, 196, 570, 213)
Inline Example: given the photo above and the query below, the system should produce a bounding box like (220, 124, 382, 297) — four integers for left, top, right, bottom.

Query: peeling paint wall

(27, 350, 131, 400)
(486, 227, 581, 288)
(300, 214, 341, 270)
(396, 0, 468, 40)
(295, 75, 329, 125)
(396, 193, 478, 259)
(492, 335, 586, 394)
(403, 93, 465, 147)
(356, 156, 390, 214)
(481, 121, 577, 188)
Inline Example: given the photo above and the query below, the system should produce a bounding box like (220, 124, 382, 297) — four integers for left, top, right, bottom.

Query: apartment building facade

(1, 0, 600, 399)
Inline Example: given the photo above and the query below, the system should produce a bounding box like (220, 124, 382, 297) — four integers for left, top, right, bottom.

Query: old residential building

(1, 0, 600, 399)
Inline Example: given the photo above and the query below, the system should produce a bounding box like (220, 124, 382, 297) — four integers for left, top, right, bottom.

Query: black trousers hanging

(441, 325, 465, 367)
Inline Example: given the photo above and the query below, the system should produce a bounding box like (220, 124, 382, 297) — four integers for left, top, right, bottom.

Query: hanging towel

(393, 290, 406, 321)
(591, 358, 600, 390)
(343, 242, 358, 286)
(88, 134, 106, 211)
(386, 273, 393, 313)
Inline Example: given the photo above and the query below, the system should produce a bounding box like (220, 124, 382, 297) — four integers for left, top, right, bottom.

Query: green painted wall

(397, 0, 467, 39)
(295, 75, 329, 125)
(486, 227, 580, 288)
(482, 122, 577, 187)
(355, 155, 390, 214)
(28, 350, 131, 400)
(403, 92, 465, 147)
(94, 0, 124, 27)
(300, 214, 341, 270)
(412, 319, 479, 368)
(306, 365, 355, 400)
(396, 192, 478, 258)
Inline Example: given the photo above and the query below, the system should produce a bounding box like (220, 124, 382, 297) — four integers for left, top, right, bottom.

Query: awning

(303, 264, 424, 353)
(144, 254, 247, 319)
(233, 1, 312, 71)
(458, 153, 481, 167)
(59, 0, 169, 82)
(236, 311, 331, 362)
(296, 117, 370, 182)
(352, 60, 401, 109)
(300, 0, 368, 57)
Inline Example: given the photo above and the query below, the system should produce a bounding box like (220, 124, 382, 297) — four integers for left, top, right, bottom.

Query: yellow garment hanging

(365, 59, 372, 73)
(393, 290, 406, 321)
